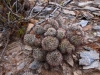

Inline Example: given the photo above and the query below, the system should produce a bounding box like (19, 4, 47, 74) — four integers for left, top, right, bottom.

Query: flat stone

(84, 6, 100, 11)
(83, 60, 99, 69)
(80, 50, 99, 60)
(79, 20, 88, 27)
(78, 1, 93, 7)
(17, 62, 26, 71)
(63, 10, 75, 15)
(33, 6, 43, 13)
(79, 56, 92, 65)
(79, 50, 99, 66)
(92, 26, 100, 31)
(96, 32, 100, 37)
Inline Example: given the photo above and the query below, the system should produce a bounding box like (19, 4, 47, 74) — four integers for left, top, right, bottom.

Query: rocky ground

(0, 0, 100, 75)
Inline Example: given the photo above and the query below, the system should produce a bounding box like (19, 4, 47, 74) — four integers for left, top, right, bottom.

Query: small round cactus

(69, 35, 84, 46)
(57, 28, 66, 39)
(33, 25, 45, 35)
(42, 36, 59, 51)
(47, 19, 59, 29)
(43, 24, 52, 31)
(24, 34, 36, 46)
(44, 28, 56, 36)
(59, 39, 75, 54)
(46, 50, 63, 66)
(34, 38, 41, 47)
(33, 48, 46, 61)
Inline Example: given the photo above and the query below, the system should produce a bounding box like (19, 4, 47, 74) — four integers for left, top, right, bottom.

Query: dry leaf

(29, 19, 38, 24)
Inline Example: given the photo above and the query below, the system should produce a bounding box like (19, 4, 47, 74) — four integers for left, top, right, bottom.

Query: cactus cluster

(24, 18, 84, 67)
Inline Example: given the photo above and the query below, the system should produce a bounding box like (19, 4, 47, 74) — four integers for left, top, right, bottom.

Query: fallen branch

(2, 0, 21, 18)
(0, 34, 10, 60)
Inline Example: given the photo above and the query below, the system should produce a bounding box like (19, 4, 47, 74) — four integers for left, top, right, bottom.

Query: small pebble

(29, 60, 41, 70)
(17, 62, 26, 71)
(24, 45, 32, 51)
(96, 32, 100, 37)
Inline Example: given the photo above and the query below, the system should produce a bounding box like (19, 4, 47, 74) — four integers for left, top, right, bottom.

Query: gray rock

(92, 26, 100, 31)
(29, 60, 41, 70)
(96, 32, 100, 37)
(83, 60, 100, 69)
(79, 50, 99, 66)
(32, 6, 43, 13)
(17, 62, 26, 71)
(80, 50, 99, 60)
(79, 20, 88, 27)
(79, 56, 92, 65)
